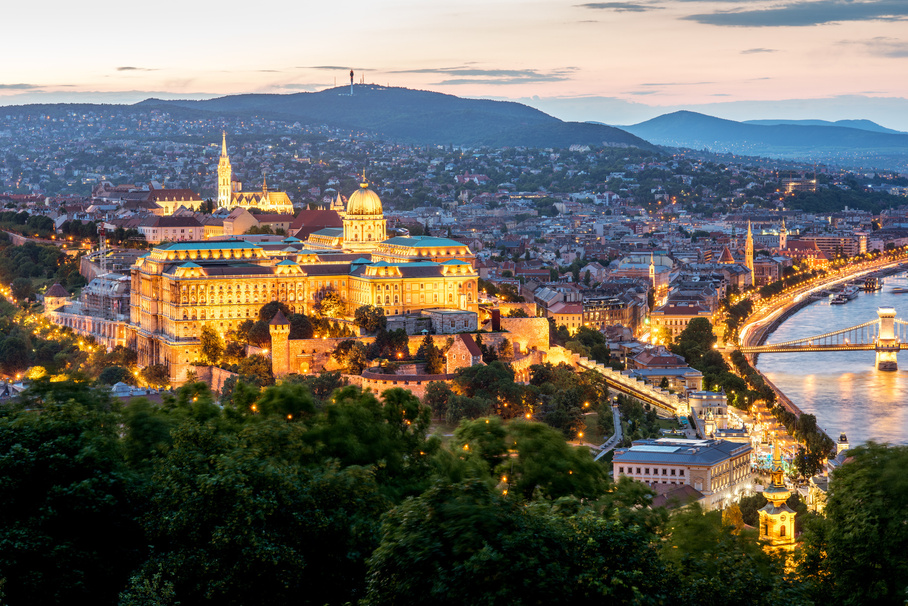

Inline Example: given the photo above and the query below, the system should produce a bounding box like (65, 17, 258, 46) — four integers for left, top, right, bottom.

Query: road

(594, 404, 623, 461)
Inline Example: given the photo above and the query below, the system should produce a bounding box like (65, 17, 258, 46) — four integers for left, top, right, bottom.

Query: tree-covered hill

(136, 85, 656, 149)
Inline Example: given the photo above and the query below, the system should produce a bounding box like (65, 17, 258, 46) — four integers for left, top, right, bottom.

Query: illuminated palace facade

(131, 181, 478, 381)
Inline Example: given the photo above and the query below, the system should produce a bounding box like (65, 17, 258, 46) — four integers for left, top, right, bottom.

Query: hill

(136, 85, 654, 150)
(743, 118, 904, 134)
(620, 110, 908, 170)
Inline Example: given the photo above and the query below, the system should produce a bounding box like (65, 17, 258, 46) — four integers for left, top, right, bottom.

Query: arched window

(780, 525, 786, 538)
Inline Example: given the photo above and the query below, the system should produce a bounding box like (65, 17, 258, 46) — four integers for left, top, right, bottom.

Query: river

(756, 272, 908, 445)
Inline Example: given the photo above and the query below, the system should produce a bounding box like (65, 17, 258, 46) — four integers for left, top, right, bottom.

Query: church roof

(718, 246, 736, 264)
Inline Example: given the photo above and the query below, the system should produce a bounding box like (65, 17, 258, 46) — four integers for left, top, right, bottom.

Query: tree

(223, 340, 247, 364)
(11, 276, 34, 301)
(418, 334, 444, 374)
(0, 336, 31, 375)
(258, 301, 292, 323)
(423, 381, 453, 420)
(305, 386, 438, 497)
(332, 340, 368, 375)
(363, 481, 664, 606)
(798, 443, 908, 605)
(236, 354, 274, 387)
(288, 313, 314, 339)
(98, 365, 134, 386)
(130, 420, 388, 606)
(0, 386, 145, 605)
(353, 305, 387, 333)
(140, 364, 170, 388)
(445, 394, 491, 424)
(506, 307, 529, 318)
(199, 325, 225, 366)
(316, 289, 345, 317)
(662, 504, 808, 606)
(505, 420, 606, 500)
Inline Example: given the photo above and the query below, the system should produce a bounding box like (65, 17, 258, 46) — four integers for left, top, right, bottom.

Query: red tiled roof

(461, 334, 482, 357)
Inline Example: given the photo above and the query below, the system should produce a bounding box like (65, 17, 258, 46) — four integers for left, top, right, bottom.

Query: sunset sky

(4, 0, 908, 128)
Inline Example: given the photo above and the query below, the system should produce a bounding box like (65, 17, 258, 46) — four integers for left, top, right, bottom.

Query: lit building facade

(613, 438, 753, 510)
(130, 184, 478, 382)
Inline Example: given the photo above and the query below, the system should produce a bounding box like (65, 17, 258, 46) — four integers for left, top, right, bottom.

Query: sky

(3, 0, 908, 129)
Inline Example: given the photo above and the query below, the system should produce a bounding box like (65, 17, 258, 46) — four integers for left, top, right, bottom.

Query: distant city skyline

(3, 0, 908, 129)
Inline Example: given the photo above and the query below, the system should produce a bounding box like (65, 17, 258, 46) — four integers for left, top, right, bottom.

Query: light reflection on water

(756, 273, 908, 445)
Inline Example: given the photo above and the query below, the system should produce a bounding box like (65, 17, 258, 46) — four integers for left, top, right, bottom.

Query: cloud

(741, 47, 777, 54)
(303, 65, 360, 71)
(268, 83, 322, 91)
(576, 2, 662, 12)
(686, 0, 908, 27)
(0, 83, 39, 90)
(640, 81, 715, 87)
(388, 65, 577, 85)
(843, 36, 908, 57)
(627, 90, 659, 95)
(117, 66, 157, 72)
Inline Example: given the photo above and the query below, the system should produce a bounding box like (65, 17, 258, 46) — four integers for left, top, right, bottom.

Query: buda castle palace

(125, 135, 479, 382)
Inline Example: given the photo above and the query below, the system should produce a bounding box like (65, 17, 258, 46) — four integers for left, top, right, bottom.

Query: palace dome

(346, 183, 383, 216)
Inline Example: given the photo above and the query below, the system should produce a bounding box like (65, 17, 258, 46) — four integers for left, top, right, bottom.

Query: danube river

(756, 273, 908, 445)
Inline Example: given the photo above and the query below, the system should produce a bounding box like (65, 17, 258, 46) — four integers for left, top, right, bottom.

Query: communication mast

(350, 69, 354, 95)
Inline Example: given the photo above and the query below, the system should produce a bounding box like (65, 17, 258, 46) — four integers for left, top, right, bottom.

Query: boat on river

(891, 287, 908, 294)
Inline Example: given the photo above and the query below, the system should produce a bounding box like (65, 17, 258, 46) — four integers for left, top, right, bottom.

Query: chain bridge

(740, 307, 908, 371)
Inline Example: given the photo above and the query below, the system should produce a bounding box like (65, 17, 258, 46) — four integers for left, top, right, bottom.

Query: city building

(613, 438, 753, 509)
(128, 184, 479, 382)
(650, 302, 715, 343)
(216, 133, 294, 214)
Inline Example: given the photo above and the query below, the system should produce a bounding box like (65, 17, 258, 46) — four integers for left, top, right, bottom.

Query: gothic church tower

(745, 221, 754, 284)
(217, 132, 232, 208)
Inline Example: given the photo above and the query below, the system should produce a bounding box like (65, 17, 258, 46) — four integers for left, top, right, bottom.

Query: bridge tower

(876, 307, 899, 371)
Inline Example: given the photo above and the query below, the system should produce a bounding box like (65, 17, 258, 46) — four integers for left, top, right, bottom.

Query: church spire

(745, 220, 754, 284)
(217, 132, 232, 208)
(758, 439, 796, 549)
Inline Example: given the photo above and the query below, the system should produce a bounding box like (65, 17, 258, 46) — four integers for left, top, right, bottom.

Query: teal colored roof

(179, 262, 202, 268)
(282, 237, 302, 242)
(310, 227, 343, 237)
(276, 259, 299, 266)
(352, 257, 372, 264)
(368, 261, 439, 268)
(381, 235, 466, 248)
(442, 259, 471, 265)
(156, 239, 262, 251)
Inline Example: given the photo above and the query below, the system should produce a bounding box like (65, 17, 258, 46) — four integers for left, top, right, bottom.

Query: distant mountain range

(617, 111, 908, 170)
(136, 85, 654, 150)
(742, 118, 904, 135)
